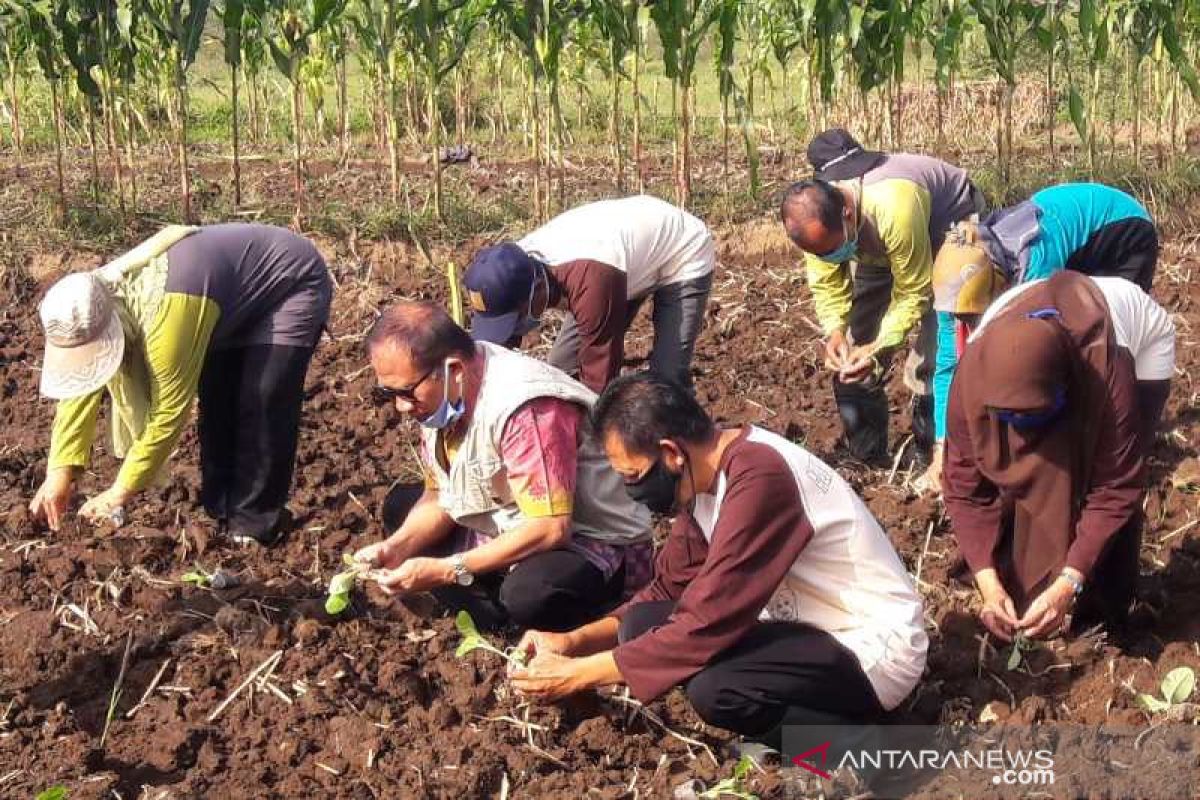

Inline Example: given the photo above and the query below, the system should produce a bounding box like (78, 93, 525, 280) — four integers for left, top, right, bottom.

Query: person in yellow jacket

(780, 129, 984, 466)
(29, 223, 332, 546)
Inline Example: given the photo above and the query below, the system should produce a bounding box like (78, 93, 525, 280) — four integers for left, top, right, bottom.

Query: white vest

(423, 342, 652, 546)
(692, 427, 928, 710)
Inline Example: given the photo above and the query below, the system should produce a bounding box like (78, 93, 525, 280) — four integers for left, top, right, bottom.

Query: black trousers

(1068, 217, 1159, 292)
(381, 483, 624, 633)
(834, 263, 937, 464)
(197, 344, 315, 542)
(617, 600, 884, 742)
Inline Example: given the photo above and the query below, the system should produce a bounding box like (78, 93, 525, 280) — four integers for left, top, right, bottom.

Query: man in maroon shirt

(509, 372, 927, 750)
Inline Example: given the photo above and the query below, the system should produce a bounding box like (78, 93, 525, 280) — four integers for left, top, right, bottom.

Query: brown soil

(1, 150, 1198, 799)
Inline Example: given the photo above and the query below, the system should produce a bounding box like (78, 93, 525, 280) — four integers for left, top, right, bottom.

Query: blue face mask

(821, 215, 858, 264)
(420, 362, 466, 430)
(995, 386, 1067, 430)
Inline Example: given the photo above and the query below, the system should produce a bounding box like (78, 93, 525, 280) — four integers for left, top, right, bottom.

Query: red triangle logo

(791, 741, 833, 779)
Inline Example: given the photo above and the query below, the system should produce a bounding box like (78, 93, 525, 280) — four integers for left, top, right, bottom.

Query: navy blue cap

(464, 243, 541, 344)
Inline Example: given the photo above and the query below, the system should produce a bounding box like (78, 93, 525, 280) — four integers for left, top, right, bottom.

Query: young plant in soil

(454, 611, 528, 668)
(1136, 666, 1196, 715)
(699, 755, 758, 799)
(1006, 632, 1035, 671)
(179, 565, 236, 589)
(35, 788, 68, 800)
(325, 554, 369, 615)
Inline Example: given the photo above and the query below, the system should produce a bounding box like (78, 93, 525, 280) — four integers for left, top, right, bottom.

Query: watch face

(456, 571, 475, 587)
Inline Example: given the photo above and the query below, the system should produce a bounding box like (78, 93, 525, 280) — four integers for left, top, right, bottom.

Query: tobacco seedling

(1136, 666, 1196, 715)
(454, 611, 528, 668)
(1006, 632, 1034, 671)
(325, 553, 367, 615)
(35, 788, 68, 800)
(179, 565, 236, 589)
(699, 755, 758, 799)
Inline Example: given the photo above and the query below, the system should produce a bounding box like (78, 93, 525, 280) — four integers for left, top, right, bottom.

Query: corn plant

(401, 0, 487, 221)
(588, 0, 640, 191)
(924, 0, 967, 152)
(262, 0, 347, 227)
(0, 1, 27, 160)
(140, 0, 210, 221)
(217, 0, 247, 205)
(650, 0, 723, 209)
(347, 0, 403, 198)
(968, 0, 1046, 188)
(493, 0, 583, 218)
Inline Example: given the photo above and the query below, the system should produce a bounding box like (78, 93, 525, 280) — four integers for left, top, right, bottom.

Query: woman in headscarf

(942, 271, 1145, 640)
(29, 223, 332, 546)
(921, 182, 1158, 491)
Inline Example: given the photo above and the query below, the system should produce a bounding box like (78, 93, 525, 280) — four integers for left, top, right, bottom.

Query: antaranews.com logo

(791, 739, 1055, 786)
(783, 723, 1198, 799)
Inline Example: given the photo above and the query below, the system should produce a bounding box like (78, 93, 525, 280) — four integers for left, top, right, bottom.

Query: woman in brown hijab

(942, 271, 1144, 641)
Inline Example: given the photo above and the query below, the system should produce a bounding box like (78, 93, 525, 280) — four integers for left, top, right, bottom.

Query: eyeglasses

(372, 365, 436, 404)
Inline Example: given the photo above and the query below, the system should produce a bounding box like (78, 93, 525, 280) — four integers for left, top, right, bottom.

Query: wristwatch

(451, 554, 475, 587)
(1060, 570, 1084, 597)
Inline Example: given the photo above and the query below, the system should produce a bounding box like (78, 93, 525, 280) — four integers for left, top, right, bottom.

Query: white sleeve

(1093, 276, 1176, 381)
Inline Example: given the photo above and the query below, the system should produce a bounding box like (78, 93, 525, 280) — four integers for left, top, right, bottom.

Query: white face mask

(419, 362, 466, 429)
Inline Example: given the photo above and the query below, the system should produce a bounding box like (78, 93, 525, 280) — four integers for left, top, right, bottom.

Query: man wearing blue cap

(464, 195, 715, 393)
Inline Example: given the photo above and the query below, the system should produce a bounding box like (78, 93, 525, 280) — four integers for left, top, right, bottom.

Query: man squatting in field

(943, 271, 1174, 641)
(780, 128, 985, 467)
(921, 181, 1161, 492)
(30, 224, 331, 546)
(510, 372, 928, 751)
(464, 194, 715, 393)
(352, 301, 654, 632)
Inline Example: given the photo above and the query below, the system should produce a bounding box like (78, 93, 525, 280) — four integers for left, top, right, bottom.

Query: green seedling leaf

(455, 634, 483, 658)
(342, 552, 357, 567)
(1005, 634, 1032, 671)
(180, 570, 210, 586)
(1161, 666, 1196, 705)
(36, 789, 69, 800)
(1137, 693, 1170, 714)
(455, 609, 480, 639)
(1006, 642, 1023, 671)
(507, 646, 528, 668)
(328, 569, 358, 596)
(699, 756, 758, 799)
(325, 592, 351, 615)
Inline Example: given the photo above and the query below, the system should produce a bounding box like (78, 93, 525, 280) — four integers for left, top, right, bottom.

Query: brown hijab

(954, 271, 1116, 606)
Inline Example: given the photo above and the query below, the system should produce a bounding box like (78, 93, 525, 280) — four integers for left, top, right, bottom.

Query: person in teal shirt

(920, 183, 1157, 492)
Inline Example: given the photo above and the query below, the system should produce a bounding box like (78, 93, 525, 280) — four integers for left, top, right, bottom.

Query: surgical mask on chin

(822, 216, 859, 264)
(420, 362, 466, 429)
(624, 457, 682, 515)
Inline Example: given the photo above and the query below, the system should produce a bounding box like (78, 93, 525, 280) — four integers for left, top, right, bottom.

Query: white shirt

(974, 276, 1176, 380)
(692, 426, 928, 710)
(518, 195, 715, 299)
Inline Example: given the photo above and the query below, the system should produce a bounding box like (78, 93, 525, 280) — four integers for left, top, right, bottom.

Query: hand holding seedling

(1018, 573, 1078, 638)
(975, 569, 1019, 642)
(823, 330, 852, 373)
(838, 343, 880, 384)
(325, 553, 384, 615)
(515, 629, 577, 663)
(352, 540, 398, 570)
(372, 556, 453, 596)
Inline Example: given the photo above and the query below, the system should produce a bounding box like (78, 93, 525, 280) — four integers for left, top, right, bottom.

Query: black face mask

(625, 458, 682, 515)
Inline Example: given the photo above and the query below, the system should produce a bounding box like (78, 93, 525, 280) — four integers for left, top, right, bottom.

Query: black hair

(365, 301, 475, 371)
(779, 178, 845, 231)
(591, 372, 717, 455)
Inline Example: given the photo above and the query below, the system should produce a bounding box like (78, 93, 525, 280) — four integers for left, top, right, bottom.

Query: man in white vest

(353, 301, 654, 632)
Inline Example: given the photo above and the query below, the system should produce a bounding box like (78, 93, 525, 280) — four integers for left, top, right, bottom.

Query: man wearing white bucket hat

(30, 223, 332, 546)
